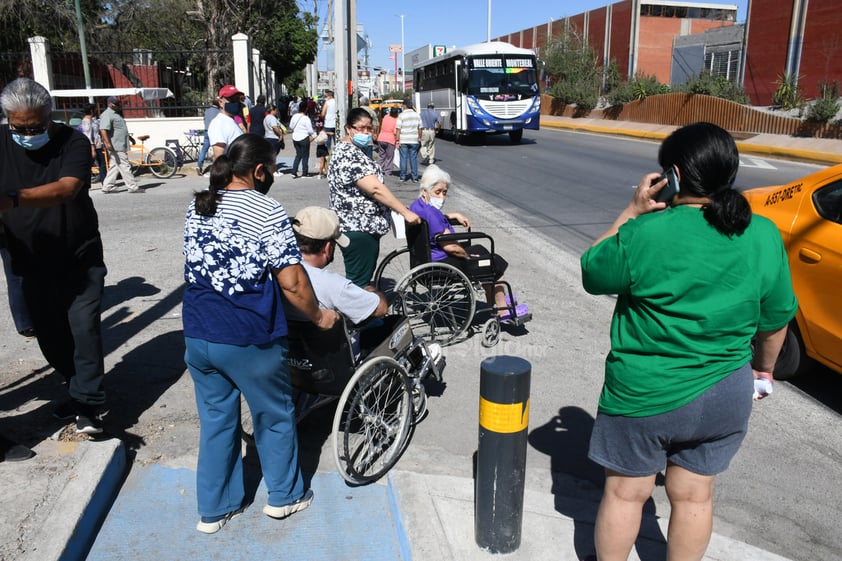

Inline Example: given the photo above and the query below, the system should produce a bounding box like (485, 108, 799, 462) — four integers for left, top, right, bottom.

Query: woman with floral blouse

(328, 107, 420, 287)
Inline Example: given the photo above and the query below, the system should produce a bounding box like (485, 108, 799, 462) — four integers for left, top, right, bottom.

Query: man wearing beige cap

(290, 206, 387, 325)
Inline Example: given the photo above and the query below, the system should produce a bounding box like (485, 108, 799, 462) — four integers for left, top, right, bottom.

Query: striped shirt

(183, 190, 301, 345)
(396, 109, 422, 145)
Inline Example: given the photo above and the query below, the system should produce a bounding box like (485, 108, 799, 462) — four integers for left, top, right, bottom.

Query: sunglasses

(9, 124, 48, 136)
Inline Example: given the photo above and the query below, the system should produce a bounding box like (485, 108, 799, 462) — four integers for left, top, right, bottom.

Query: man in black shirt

(0, 78, 107, 434)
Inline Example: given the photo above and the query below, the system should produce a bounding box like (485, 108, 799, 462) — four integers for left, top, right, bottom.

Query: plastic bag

(315, 131, 328, 145)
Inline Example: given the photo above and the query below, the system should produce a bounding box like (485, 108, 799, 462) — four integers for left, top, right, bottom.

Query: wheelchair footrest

(500, 311, 532, 326)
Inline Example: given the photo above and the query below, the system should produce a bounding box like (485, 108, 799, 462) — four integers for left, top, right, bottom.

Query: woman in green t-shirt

(581, 122, 797, 561)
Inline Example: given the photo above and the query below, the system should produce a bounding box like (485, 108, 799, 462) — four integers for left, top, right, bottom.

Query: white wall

(124, 116, 205, 151)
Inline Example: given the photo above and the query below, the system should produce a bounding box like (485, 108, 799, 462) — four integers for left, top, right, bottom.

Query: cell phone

(653, 165, 680, 203)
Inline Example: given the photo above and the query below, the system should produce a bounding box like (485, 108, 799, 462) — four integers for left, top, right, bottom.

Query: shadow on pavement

(529, 406, 668, 561)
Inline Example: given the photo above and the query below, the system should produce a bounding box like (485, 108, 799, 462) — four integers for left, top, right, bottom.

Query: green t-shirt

(581, 206, 797, 417)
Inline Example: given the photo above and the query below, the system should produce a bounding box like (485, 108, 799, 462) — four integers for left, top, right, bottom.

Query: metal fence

(544, 93, 842, 139)
(49, 48, 231, 118)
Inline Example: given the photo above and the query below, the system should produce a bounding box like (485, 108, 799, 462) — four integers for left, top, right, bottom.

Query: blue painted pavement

(87, 465, 408, 561)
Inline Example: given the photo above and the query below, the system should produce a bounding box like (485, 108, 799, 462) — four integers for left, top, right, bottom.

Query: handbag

(315, 131, 328, 145)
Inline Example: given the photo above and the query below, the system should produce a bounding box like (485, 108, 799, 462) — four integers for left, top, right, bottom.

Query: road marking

(740, 157, 776, 169)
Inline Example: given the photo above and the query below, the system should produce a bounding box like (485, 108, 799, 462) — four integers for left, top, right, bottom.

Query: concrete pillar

(251, 48, 261, 99)
(28, 36, 53, 91)
(232, 33, 251, 97)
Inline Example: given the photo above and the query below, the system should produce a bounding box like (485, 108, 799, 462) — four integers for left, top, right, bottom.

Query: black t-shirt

(0, 124, 103, 274)
(249, 105, 267, 137)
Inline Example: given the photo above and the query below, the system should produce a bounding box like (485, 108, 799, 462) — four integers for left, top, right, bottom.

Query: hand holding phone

(653, 165, 680, 203)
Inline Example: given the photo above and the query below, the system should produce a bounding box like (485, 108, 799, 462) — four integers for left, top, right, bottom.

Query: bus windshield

(466, 55, 538, 100)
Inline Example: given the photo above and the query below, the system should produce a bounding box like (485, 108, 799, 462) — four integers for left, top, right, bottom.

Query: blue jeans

(0, 246, 31, 333)
(197, 132, 211, 170)
(293, 138, 311, 176)
(185, 336, 304, 517)
(399, 142, 419, 180)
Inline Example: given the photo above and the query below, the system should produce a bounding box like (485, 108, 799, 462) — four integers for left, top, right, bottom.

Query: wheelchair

(373, 219, 532, 348)
(285, 315, 444, 486)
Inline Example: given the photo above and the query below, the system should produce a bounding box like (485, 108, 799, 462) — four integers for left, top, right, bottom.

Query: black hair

(658, 122, 751, 236)
(83, 103, 97, 116)
(194, 134, 275, 216)
(298, 100, 308, 113)
(389, 107, 399, 118)
(345, 107, 371, 129)
(292, 229, 331, 255)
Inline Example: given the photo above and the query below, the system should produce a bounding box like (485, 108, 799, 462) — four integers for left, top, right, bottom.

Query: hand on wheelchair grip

(315, 308, 340, 330)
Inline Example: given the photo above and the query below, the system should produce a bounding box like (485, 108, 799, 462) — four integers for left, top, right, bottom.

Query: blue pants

(293, 138, 311, 176)
(185, 336, 304, 517)
(399, 142, 419, 181)
(198, 132, 211, 169)
(0, 246, 31, 334)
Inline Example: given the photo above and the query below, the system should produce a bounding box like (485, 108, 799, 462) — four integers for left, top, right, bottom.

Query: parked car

(743, 164, 842, 378)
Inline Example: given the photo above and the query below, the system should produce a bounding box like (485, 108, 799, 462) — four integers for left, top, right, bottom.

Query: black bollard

(475, 355, 531, 554)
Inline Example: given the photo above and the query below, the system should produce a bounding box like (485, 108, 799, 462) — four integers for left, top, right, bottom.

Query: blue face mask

(224, 101, 243, 115)
(352, 132, 371, 147)
(12, 131, 50, 151)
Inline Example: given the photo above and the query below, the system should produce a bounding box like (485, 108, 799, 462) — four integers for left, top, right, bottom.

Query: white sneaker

(427, 343, 442, 363)
(263, 488, 314, 519)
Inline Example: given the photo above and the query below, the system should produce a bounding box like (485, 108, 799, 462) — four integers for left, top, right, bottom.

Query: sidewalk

(2, 119, 826, 561)
(540, 114, 842, 165)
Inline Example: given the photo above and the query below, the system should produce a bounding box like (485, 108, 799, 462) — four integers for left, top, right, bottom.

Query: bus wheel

(509, 129, 523, 144)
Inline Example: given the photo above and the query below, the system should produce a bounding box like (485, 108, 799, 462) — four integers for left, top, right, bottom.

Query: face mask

(429, 196, 445, 210)
(225, 101, 243, 115)
(12, 131, 50, 151)
(253, 170, 274, 194)
(352, 132, 371, 147)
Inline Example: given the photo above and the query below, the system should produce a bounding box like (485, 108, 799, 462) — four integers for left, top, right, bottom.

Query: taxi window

(813, 180, 842, 225)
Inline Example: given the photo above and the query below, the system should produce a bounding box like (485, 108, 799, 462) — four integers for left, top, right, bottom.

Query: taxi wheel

(773, 322, 813, 380)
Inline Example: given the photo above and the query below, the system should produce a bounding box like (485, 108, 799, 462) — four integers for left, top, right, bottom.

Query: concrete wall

(123, 117, 204, 154)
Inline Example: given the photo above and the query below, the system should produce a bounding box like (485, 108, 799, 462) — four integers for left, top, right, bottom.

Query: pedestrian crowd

(0, 77, 796, 561)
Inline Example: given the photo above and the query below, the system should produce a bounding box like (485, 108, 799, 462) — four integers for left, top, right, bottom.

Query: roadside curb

(540, 119, 842, 165)
(20, 438, 126, 561)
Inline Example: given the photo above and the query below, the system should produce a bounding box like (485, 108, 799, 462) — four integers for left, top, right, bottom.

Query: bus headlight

(467, 97, 483, 115)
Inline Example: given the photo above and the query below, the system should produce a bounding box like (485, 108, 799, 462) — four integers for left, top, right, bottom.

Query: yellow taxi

(378, 98, 404, 118)
(743, 164, 842, 378)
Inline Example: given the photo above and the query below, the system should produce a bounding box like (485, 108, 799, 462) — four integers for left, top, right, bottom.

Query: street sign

(434, 45, 446, 57)
(389, 44, 403, 53)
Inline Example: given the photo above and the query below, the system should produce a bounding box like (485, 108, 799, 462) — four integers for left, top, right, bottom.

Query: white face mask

(428, 196, 445, 210)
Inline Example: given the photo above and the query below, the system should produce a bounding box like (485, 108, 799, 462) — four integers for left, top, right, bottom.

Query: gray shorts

(588, 363, 753, 477)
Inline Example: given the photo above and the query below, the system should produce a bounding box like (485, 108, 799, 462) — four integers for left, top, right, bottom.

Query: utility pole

(400, 14, 405, 91)
(333, 0, 348, 127)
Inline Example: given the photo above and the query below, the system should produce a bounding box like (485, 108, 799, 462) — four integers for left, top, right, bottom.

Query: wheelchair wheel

(481, 316, 501, 348)
(373, 247, 411, 301)
(396, 263, 476, 346)
(332, 356, 413, 485)
(147, 147, 178, 178)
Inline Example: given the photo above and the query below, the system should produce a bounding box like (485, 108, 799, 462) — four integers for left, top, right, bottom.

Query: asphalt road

(0, 130, 838, 561)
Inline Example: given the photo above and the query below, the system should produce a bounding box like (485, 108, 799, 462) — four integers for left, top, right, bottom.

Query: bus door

(453, 59, 465, 134)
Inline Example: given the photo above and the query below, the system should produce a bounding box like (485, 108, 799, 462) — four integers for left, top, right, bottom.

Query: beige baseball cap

(292, 207, 350, 247)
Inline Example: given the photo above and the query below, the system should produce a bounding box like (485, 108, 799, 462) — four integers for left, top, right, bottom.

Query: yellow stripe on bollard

(478, 397, 529, 433)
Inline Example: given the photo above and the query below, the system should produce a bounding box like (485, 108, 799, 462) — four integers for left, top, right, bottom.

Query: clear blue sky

(315, 1, 747, 73)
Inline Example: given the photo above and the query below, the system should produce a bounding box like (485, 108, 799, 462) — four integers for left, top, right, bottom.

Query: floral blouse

(328, 141, 390, 235)
(182, 190, 301, 345)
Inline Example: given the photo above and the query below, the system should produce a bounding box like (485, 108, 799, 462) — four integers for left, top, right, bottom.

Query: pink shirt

(378, 115, 397, 145)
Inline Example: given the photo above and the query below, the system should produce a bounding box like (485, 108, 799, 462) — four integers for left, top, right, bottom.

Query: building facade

(744, 0, 840, 105)
(493, 1, 737, 85)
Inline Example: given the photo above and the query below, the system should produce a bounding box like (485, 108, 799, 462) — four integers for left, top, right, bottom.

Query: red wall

(799, 0, 841, 98)
(588, 8, 608, 65)
(609, 1, 632, 78)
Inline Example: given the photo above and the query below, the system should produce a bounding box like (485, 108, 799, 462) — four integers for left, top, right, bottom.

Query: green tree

(543, 28, 600, 112)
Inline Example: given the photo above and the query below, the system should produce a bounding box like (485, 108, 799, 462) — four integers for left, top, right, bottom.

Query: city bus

(413, 41, 540, 144)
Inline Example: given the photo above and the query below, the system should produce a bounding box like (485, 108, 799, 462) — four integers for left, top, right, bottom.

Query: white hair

(419, 164, 451, 192)
(0, 78, 52, 117)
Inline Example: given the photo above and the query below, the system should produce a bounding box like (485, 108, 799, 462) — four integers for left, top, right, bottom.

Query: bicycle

(126, 135, 178, 179)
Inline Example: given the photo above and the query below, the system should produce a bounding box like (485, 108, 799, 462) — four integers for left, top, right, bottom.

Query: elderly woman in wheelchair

(376, 164, 531, 347)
